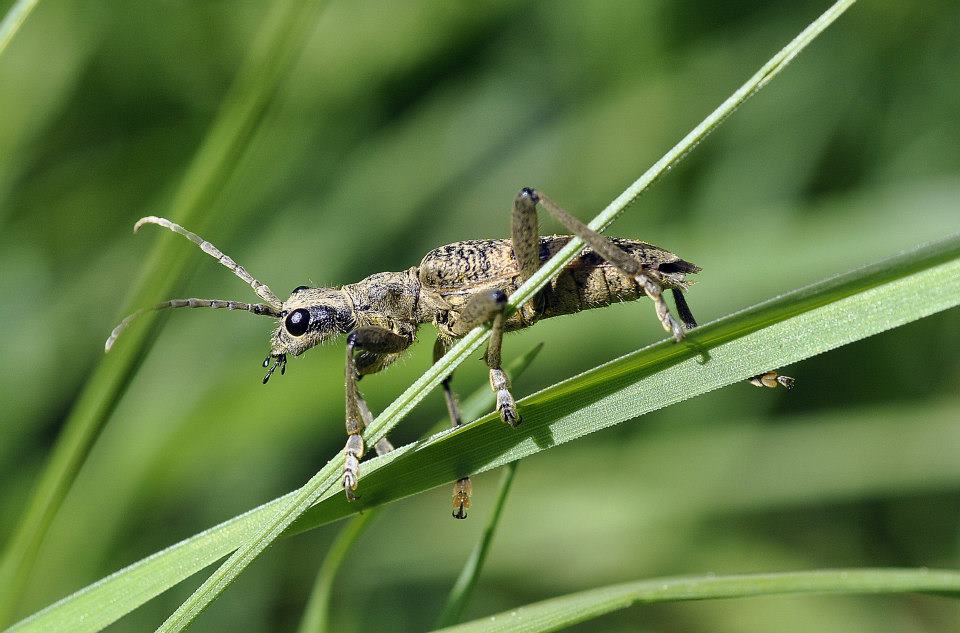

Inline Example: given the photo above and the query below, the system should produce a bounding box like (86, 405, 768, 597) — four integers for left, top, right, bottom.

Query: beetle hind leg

(671, 287, 795, 390)
(749, 370, 795, 390)
(513, 187, 685, 342)
(636, 274, 685, 341)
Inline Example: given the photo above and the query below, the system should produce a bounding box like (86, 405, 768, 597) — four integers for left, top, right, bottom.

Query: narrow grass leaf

(295, 511, 378, 633)
(0, 0, 40, 57)
(430, 569, 960, 633)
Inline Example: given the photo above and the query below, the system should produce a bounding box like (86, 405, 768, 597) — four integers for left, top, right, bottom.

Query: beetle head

(269, 286, 356, 358)
(106, 217, 357, 385)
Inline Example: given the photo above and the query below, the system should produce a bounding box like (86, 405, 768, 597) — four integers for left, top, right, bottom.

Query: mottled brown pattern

(110, 192, 705, 508)
(418, 235, 697, 339)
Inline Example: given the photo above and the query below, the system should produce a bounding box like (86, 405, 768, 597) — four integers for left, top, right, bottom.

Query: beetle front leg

(342, 326, 410, 500)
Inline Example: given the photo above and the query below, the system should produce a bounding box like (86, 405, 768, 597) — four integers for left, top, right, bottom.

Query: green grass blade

(0, 0, 329, 625)
(8, 494, 291, 633)
(154, 452, 347, 630)
(436, 461, 520, 628)
(430, 569, 960, 633)
(10, 235, 959, 633)
(156, 4, 856, 627)
(0, 0, 40, 58)
(295, 511, 378, 633)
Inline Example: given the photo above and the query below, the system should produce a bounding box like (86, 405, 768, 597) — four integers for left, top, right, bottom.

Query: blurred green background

(1, 1, 959, 631)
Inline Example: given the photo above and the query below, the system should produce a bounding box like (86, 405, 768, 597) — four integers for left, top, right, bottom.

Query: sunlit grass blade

(0, 0, 330, 625)
(0, 0, 40, 57)
(436, 461, 519, 628)
(430, 569, 960, 633)
(157, 4, 857, 629)
(11, 233, 959, 633)
(296, 346, 543, 633)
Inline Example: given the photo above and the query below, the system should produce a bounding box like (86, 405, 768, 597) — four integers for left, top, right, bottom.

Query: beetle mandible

(106, 187, 792, 518)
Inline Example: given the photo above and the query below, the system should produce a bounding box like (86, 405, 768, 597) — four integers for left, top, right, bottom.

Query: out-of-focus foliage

(0, 1, 957, 631)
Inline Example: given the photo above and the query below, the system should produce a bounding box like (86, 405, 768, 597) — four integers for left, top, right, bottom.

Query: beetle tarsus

(749, 370, 795, 389)
(452, 477, 472, 519)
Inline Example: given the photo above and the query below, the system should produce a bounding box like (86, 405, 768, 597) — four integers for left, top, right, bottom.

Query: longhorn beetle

(106, 188, 793, 518)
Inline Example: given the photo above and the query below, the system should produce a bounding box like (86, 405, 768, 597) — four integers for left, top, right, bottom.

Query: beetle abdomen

(537, 237, 698, 320)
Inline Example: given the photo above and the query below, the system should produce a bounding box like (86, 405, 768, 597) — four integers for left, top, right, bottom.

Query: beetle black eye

(291, 285, 309, 294)
(284, 308, 310, 336)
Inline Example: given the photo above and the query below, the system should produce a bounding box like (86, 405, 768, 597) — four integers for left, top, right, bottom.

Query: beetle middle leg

(342, 326, 410, 500)
(435, 336, 476, 519)
(434, 337, 464, 428)
(513, 187, 685, 342)
(446, 290, 515, 519)
(457, 289, 519, 428)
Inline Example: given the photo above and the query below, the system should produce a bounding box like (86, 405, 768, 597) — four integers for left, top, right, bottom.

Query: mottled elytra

(107, 188, 792, 518)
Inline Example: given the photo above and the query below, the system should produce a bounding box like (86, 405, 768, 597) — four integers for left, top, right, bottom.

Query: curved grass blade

(436, 461, 520, 628)
(295, 511, 378, 633)
(0, 0, 330, 625)
(156, 4, 858, 629)
(11, 233, 960, 633)
(0, 0, 40, 58)
(430, 569, 960, 633)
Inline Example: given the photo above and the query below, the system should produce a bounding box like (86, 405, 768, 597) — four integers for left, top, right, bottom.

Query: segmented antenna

(105, 298, 281, 352)
(134, 216, 282, 307)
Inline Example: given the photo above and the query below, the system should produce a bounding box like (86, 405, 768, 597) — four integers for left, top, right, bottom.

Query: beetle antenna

(134, 216, 282, 306)
(105, 298, 281, 352)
